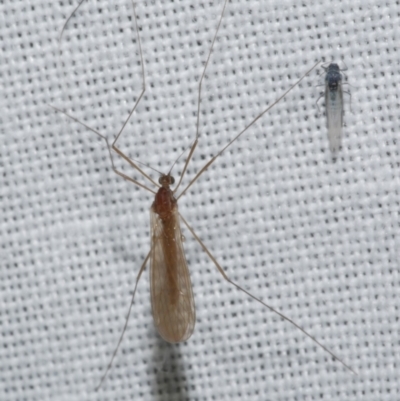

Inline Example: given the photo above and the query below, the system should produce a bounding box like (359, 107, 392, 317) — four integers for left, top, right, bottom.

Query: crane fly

(52, 0, 355, 390)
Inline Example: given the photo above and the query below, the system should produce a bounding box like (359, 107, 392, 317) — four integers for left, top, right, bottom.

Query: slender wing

(150, 206, 195, 343)
(325, 82, 343, 157)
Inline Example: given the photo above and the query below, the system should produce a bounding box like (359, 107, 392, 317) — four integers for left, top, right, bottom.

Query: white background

(1, 0, 399, 400)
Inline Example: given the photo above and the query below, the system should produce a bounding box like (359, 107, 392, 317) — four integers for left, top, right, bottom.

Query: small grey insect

(320, 63, 345, 159)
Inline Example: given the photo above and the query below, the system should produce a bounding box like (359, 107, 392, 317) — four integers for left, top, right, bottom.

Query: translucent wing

(325, 81, 343, 157)
(150, 205, 195, 343)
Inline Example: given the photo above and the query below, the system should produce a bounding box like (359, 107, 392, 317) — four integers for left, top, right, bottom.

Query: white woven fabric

(1, 0, 399, 400)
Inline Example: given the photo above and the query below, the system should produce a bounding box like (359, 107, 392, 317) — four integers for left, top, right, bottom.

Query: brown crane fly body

(151, 174, 195, 343)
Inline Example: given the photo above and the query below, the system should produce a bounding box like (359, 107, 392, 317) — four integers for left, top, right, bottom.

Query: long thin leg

(95, 249, 151, 391)
(56, 1, 159, 189)
(172, 139, 199, 194)
(64, 0, 158, 188)
(177, 61, 321, 201)
(343, 89, 353, 112)
(109, 1, 161, 188)
(321, 63, 329, 71)
(179, 213, 357, 375)
(49, 105, 156, 195)
(173, 0, 229, 194)
(59, 0, 87, 44)
(341, 61, 348, 72)
(316, 93, 324, 113)
(194, 0, 229, 142)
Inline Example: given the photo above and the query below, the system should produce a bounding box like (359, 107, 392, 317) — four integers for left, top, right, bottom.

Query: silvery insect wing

(325, 64, 344, 158)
